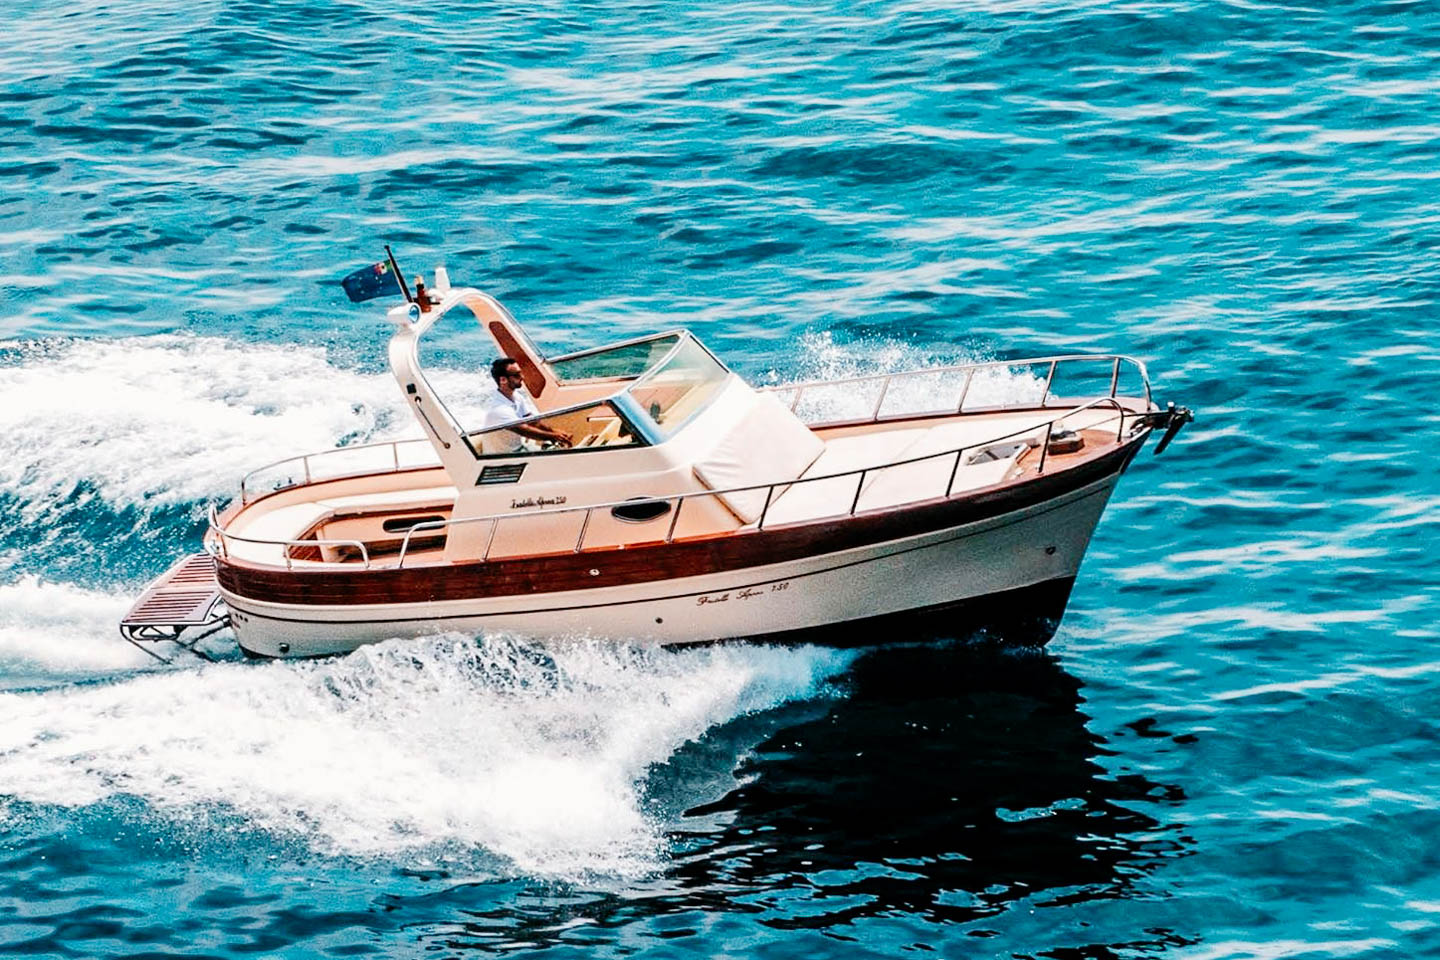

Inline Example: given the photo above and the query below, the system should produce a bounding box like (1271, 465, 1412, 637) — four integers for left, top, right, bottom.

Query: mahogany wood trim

(230, 497, 1095, 626)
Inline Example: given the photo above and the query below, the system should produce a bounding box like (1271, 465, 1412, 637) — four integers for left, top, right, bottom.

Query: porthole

(382, 515, 447, 533)
(610, 498, 672, 524)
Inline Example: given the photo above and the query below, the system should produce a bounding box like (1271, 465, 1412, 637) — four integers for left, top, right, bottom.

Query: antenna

(385, 245, 413, 303)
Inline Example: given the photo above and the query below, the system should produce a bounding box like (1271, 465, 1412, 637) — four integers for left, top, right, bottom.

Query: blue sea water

(2, 0, 1439, 956)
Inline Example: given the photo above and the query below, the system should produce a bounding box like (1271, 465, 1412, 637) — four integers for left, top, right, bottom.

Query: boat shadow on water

(410, 641, 1197, 953)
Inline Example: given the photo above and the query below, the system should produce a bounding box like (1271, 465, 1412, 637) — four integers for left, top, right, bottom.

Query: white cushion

(224, 503, 331, 563)
(858, 422, 1042, 510)
(692, 392, 825, 523)
(763, 429, 925, 525)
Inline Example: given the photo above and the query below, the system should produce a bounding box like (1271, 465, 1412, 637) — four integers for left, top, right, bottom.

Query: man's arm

(512, 420, 573, 447)
(511, 394, 572, 447)
(479, 395, 572, 447)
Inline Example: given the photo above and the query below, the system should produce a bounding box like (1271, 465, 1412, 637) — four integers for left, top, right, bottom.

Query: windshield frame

(545, 330, 687, 385)
(619, 333, 732, 441)
(463, 395, 654, 459)
(462, 333, 730, 458)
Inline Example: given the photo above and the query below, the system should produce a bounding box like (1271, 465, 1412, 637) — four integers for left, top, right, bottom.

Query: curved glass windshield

(407, 294, 728, 456)
(626, 336, 730, 439)
(548, 333, 682, 382)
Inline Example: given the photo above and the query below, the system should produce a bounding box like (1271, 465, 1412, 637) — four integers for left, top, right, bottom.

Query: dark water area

(3, 0, 1440, 956)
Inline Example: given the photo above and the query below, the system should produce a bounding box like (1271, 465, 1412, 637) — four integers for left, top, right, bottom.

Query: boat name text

(510, 495, 567, 509)
(697, 582, 790, 606)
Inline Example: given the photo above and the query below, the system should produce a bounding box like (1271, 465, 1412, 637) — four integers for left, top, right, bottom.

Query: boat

(121, 264, 1191, 661)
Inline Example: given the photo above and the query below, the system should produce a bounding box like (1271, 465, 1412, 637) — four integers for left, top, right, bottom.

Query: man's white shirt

(479, 387, 539, 453)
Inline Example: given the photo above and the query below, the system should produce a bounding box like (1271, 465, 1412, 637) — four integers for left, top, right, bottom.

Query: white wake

(0, 334, 412, 512)
(0, 335, 502, 514)
(0, 575, 157, 675)
(0, 634, 851, 879)
(765, 330, 1045, 423)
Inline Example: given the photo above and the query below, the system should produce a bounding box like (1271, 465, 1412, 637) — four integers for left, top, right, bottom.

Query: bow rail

(762, 354, 1151, 427)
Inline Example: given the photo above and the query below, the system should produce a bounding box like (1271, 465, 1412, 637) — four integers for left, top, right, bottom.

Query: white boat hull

(221, 470, 1120, 659)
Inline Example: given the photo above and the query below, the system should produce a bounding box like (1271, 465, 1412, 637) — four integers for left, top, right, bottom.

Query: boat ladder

(118, 553, 229, 664)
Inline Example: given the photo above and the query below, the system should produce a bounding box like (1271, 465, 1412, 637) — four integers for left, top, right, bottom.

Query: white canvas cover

(692, 392, 825, 523)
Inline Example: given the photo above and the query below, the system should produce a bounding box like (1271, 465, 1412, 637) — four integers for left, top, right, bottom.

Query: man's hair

(490, 357, 519, 384)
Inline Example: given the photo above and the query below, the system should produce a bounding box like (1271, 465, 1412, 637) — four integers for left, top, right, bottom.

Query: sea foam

(0, 334, 411, 513)
(0, 575, 156, 675)
(0, 634, 852, 879)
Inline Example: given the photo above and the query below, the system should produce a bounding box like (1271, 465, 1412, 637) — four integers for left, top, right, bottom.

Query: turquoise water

(3, 0, 1440, 956)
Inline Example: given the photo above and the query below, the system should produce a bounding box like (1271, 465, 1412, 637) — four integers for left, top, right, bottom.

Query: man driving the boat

(481, 357, 573, 452)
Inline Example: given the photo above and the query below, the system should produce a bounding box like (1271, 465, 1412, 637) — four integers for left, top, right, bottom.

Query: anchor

(1153, 402, 1194, 455)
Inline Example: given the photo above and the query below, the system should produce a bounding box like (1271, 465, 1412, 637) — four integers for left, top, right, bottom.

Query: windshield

(467, 399, 646, 457)
(626, 336, 730, 439)
(548, 333, 682, 382)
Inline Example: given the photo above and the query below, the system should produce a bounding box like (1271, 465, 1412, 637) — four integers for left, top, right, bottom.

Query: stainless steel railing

(207, 505, 373, 570)
(378, 396, 1134, 569)
(215, 357, 1150, 570)
(233, 356, 1147, 506)
(237, 437, 441, 505)
(761, 354, 1151, 427)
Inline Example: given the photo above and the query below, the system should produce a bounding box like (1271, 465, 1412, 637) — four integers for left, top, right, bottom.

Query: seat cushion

(857, 422, 1043, 510)
(224, 503, 332, 563)
(762, 429, 925, 526)
(692, 392, 825, 523)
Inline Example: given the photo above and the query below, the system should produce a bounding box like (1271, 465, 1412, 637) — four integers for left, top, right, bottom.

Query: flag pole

(385, 245, 413, 303)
